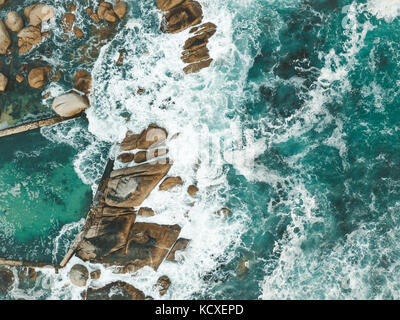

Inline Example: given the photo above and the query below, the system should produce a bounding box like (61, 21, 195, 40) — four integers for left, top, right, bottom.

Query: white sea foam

(366, 0, 400, 22)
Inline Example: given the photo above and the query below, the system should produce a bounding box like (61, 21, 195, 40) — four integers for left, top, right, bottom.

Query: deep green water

(2, 0, 400, 300)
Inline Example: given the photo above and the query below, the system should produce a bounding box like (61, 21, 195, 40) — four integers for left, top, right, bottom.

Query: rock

(73, 70, 91, 94)
(104, 10, 117, 22)
(113, 1, 127, 19)
(187, 185, 199, 196)
(181, 46, 209, 64)
(84, 281, 145, 300)
(0, 0, 5, 5)
(120, 131, 140, 151)
(69, 4, 77, 12)
(52, 91, 89, 117)
(157, 0, 185, 11)
(5, 12, 24, 32)
(17, 26, 42, 54)
(0, 267, 14, 294)
(116, 49, 125, 66)
(137, 207, 155, 217)
(104, 161, 172, 207)
(90, 269, 101, 280)
(98, 2, 117, 22)
(24, 4, 55, 26)
(15, 74, 24, 83)
(216, 207, 231, 217)
(136, 124, 168, 149)
(119, 153, 134, 163)
(166, 238, 190, 261)
(73, 26, 84, 38)
(156, 275, 171, 296)
(0, 21, 11, 54)
(183, 59, 213, 74)
(69, 264, 89, 287)
(159, 176, 183, 191)
(28, 67, 48, 89)
(18, 268, 37, 289)
(161, 1, 203, 34)
(189, 22, 216, 34)
(0, 72, 8, 91)
(133, 151, 147, 163)
(62, 13, 75, 33)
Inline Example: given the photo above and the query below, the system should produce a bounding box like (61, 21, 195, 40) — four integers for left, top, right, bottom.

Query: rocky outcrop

(159, 176, 183, 191)
(159, 0, 203, 34)
(0, 72, 8, 91)
(52, 92, 89, 117)
(17, 26, 42, 54)
(119, 152, 134, 163)
(69, 264, 89, 287)
(104, 161, 172, 207)
(24, 4, 55, 26)
(5, 12, 24, 33)
(0, 21, 11, 54)
(137, 207, 155, 217)
(187, 185, 199, 196)
(166, 238, 190, 261)
(83, 281, 145, 300)
(156, 275, 171, 296)
(157, 1, 216, 73)
(0, 267, 14, 294)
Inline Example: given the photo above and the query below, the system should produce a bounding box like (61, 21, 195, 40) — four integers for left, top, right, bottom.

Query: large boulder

(0, 21, 11, 54)
(113, 1, 127, 19)
(0, 72, 8, 91)
(73, 70, 92, 94)
(0, 267, 14, 294)
(166, 238, 190, 261)
(52, 92, 89, 117)
(17, 25, 42, 54)
(161, 0, 203, 34)
(120, 124, 168, 151)
(24, 4, 55, 26)
(83, 281, 145, 300)
(157, 0, 185, 11)
(69, 264, 89, 287)
(104, 161, 172, 207)
(5, 12, 24, 32)
(159, 176, 183, 191)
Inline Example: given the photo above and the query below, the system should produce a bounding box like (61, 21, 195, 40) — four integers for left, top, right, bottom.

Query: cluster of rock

(157, 0, 217, 74)
(62, 124, 192, 299)
(87, 1, 127, 23)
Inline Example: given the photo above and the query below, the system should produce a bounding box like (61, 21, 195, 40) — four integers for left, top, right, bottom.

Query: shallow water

(2, 0, 400, 300)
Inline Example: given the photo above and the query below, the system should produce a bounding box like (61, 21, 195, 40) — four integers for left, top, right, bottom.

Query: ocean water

(2, 0, 400, 300)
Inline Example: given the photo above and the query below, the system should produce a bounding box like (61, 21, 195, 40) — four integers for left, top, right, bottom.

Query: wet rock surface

(0, 267, 14, 294)
(69, 264, 89, 287)
(83, 281, 145, 300)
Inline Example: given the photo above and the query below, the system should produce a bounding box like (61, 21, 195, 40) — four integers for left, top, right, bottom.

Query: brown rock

(119, 153, 134, 163)
(157, 0, 185, 11)
(69, 264, 89, 287)
(187, 185, 199, 196)
(15, 74, 24, 83)
(104, 10, 117, 22)
(0, 267, 14, 294)
(69, 4, 77, 12)
(116, 49, 125, 66)
(73, 26, 84, 38)
(17, 26, 42, 54)
(113, 1, 127, 19)
(133, 151, 147, 163)
(62, 13, 76, 33)
(90, 269, 101, 280)
(137, 207, 155, 217)
(216, 207, 231, 217)
(136, 124, 168, 149)
(159, 176, 183, 191)
(183, 59, 213, 74)
(120, 130, 139, 151)
(5, 12, 24, 32)
(166, 238, 190, 261)
(24, 4, 55, 26)
(0, 21, 11, 54)
(90, 13, 100, 23)
(0, 72, 8, 91)
(73, 70, 92, 94)
(84, 281, 145, 300)
(161, 1, 203, 34)
(104, 161, 172, 207)
(181, 46, 209, 64)
(156, 275, 171, 296)
(97, 2, 112, 19)
(28, 67, 48, 89)
(189, 22, 216, 34)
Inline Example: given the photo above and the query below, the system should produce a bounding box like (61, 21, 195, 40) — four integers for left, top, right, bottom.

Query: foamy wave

(366, 0, 400, 22)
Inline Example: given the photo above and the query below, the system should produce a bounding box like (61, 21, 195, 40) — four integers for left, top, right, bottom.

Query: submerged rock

(24, 4, 55, 26)
(0, 267, 14, 294)
(52, 92, 89, 117)
(83, 281, 145, 300)
(156, 275, 171, 296)
(0, 21, 11, 54)
(69, 264, 89, 287)
(17, 25, 42, 54)
(159, 176, 183, 191)
(0, 72, 8, 91)
(5, 11, 24, 33)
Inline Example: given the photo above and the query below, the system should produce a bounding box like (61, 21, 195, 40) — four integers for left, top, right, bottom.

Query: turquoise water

(2, 0, 400, 299)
